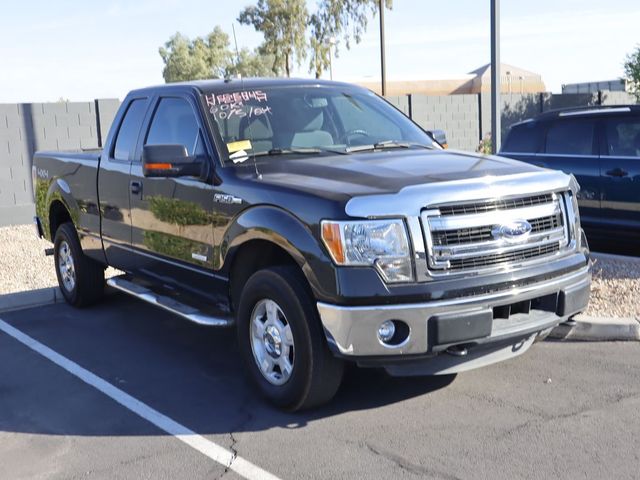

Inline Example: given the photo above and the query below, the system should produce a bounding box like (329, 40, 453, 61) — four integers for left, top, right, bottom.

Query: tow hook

(446, 345, 469, 357)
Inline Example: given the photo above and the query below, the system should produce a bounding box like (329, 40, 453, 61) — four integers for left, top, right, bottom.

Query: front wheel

(237, 266, 344, 411)
(54, 222, 105, 307)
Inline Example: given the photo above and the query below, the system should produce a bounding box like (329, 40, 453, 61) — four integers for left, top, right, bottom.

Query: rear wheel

(237, 266, 344, 411)
(54, 222, 104, 307)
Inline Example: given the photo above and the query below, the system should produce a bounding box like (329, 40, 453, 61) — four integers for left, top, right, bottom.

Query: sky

(1, 0, 638, 102)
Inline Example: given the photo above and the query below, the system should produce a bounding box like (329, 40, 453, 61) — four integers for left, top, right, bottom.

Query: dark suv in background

(500, 105, 640, 242)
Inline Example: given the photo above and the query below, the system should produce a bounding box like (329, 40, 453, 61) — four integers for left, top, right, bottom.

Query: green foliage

(227, 47, 275, 78)
(148, 196, 211, 226)
(148, 196, 227, 228)
(160, 1, 393, 81)
(476, 133, 492, 155)
(158, 27, 274, 82)
(624, 45, 640, 102)
(238, 0, 309, 77)
(143, 231, 204, 263)
(309, 0, 392, 78)
(159, 32, 212, 82)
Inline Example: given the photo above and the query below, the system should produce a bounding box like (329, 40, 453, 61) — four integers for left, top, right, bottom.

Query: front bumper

(317, 264, 590, 359)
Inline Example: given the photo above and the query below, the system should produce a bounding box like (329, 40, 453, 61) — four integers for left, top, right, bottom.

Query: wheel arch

(221, 206, 337, 310)
(42, 179, 80, 241)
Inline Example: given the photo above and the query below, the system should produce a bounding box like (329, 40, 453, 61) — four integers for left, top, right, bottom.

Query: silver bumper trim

(317, 265, 590, 357)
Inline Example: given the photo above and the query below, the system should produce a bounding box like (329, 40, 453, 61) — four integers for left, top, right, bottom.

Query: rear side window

(146, 97, 204, 155)
(113, 99, 147, 161)
(545, 119, 595, 156)
(605, 117, 640, 157)
(501, 122, 540, 153)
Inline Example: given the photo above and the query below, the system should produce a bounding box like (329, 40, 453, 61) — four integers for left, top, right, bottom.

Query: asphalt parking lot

(1, 294, 639, 480)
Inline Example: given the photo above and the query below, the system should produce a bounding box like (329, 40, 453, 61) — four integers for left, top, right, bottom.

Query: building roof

(470, 63, 542, 79)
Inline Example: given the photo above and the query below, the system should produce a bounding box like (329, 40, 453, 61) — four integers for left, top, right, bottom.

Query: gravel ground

(1, 224, 638, 318)
(0, 225, 119, 296)
(588, 254, 640, 318)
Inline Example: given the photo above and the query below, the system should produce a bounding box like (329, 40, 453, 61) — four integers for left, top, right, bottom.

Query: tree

(159, 32, 211, 82)
(308, 12, 331, 79)
(308, 0, 393, 79)
(624, 45, 640, 102)
(238, 0, 309, 77)
(227, 47, 275, 78)
(159, 27, 274, 82)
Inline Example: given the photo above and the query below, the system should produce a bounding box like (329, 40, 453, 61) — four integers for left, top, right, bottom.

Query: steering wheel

(338, 129, 370, 144)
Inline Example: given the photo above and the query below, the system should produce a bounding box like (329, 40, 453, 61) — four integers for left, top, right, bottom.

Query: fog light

(377, 320, 396, 343)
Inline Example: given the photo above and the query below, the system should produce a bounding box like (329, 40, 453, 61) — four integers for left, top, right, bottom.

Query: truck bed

(34, 148, 103, 243)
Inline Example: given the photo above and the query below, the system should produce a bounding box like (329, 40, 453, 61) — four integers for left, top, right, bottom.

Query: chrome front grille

(431, 214, 562, 247)
(448, 243, 561, 271)
(422, 192, 570, 274)
(437, 193, 554, 216)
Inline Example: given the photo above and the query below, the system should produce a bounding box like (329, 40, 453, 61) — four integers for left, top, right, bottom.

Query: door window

(545, 119, 595, 156)
(146, 98, 205, 156)
(113, 99, 147, 161)
(605, 117, 640, 157)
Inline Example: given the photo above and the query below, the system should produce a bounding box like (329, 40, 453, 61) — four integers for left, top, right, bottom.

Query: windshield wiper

(252, 147, 350, 157)
(345, 140, 435, 153)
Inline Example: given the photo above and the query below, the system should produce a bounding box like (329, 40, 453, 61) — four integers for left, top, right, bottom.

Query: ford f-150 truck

(33, 79, 591, 410)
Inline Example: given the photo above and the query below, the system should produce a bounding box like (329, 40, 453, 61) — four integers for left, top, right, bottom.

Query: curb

(0, 287, 63, 313)
(549, 314, 640, 342)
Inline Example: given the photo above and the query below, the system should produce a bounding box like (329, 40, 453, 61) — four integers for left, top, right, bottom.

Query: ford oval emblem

(493, 219, 532, 241)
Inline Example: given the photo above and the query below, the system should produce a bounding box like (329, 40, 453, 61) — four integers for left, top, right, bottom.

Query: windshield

(201, 85, 436, 164)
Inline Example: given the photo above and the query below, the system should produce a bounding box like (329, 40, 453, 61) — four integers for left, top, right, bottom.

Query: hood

(233, 149, 545, 201)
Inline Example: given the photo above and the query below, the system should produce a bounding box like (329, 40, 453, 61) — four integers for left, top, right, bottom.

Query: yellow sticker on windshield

(227, 140, 252, 153)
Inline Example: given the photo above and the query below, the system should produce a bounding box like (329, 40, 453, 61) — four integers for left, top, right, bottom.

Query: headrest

(287, 98, 324, 132)
(241, 115, 272, 139)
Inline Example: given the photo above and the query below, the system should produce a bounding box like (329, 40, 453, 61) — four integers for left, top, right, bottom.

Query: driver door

(128, 95, 220, 300)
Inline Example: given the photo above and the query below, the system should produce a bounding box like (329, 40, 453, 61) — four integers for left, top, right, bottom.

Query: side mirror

(427, 130, 448, 149)
(142, 144, 206, 179)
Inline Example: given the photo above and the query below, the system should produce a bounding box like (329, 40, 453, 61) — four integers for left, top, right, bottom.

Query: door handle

(130, 181, 142, 195)
(605, 167, 628, 178)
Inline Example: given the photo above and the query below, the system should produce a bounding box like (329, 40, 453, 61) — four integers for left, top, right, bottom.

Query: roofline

(509, 104, 640, 128)
(125, 77, 366, 98)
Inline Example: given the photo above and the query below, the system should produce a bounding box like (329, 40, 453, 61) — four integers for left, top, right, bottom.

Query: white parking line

(0, 318, 282, 480)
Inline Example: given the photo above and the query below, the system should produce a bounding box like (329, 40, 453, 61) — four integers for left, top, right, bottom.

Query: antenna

(231, 23, 241, 78)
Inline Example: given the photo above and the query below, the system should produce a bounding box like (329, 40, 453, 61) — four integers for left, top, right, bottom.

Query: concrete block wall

(409, 94, 479, 151)
(601, 91, 637, 105)
(0, 100, 120, 227)
(384, 95, 410, 116)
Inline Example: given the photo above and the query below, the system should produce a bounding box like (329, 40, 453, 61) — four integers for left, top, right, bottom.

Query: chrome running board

(107, 276, 233, 327)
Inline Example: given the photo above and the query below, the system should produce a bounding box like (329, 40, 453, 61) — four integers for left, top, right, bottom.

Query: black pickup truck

(34, 79, 591, 410)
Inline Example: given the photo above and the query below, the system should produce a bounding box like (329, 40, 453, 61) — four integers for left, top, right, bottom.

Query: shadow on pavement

(0, 293, 455, 437)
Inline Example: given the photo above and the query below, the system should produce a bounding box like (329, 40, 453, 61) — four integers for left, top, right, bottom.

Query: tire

(53, 222, 105, 307)
(237, 266, 344, 411)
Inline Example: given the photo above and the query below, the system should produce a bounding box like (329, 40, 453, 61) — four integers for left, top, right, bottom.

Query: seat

(276, 98, 334, 149)
(240, 115, 273, 153)
(291, 110, 333, 149)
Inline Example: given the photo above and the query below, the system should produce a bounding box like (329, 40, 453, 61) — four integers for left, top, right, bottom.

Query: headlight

(321, 219, 413, 283)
